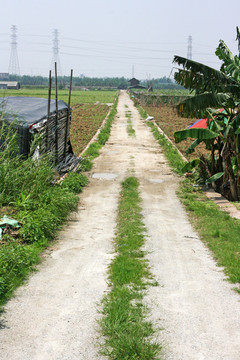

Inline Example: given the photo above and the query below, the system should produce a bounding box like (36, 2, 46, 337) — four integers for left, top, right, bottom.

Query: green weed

(61, 172, 88, 193)
(125, 111, 136, 137)
(99, 177, 161, 359)
(147, 121, 185, 175)
(178, 180, 240, 292)
(0, 127, 89, 305)
(0, 241, 40, 306)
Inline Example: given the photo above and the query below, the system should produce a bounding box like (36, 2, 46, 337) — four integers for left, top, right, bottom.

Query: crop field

(142, 104, 208, 160)
(71, 103, 109, 155)
(0, 89, 117, 106)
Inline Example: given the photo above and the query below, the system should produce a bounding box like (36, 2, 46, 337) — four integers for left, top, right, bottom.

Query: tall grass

(0, 120, 88, 305)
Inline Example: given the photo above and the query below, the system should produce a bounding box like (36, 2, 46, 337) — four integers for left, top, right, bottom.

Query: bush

(0, 242, 39, 303)
(61, 172, 89, 194)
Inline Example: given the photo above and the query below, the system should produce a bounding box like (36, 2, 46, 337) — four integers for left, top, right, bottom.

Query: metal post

(55, 62, 58, 165)
(64, 69, 73, 156)
(46, 70, 52, 151)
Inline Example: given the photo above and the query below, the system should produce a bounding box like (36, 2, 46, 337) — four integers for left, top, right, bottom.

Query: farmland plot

(0, 89, 117, 106)
(70, 103, 109, 155)
(142, 104, 209, 160)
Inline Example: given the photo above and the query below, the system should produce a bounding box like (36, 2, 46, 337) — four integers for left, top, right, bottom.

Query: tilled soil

(143, 105, 209, 160)
(0, 91, 240, 360)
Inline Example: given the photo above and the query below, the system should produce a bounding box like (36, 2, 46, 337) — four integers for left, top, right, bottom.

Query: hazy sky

(1, 0, 240, 79)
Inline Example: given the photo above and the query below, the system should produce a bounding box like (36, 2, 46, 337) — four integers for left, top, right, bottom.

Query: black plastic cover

(0, 96, 68, 127)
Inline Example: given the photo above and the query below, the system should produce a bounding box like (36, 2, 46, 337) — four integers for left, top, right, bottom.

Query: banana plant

(173, 27, 240, 200)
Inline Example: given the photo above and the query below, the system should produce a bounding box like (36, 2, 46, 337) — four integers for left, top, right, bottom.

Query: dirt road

(0, 91, 240, 359)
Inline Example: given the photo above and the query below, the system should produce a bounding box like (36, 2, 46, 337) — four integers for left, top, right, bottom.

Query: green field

(0, 89, 118, 106)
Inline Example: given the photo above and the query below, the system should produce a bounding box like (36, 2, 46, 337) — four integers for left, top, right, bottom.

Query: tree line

(6, 74, 182, 89)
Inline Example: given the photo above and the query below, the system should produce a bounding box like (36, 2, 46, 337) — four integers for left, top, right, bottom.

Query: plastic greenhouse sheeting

(0, 96, 81, 173)
(0, 96, 68, 125)
(0, 96, 70, 158)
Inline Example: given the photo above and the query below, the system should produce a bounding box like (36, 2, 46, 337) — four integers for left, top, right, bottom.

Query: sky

(0, 0, 240, 79)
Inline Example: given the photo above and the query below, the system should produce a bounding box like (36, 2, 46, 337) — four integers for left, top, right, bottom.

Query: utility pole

(187, 35, 192, 60)
(51, 29, 62, 76)
(8, 25, 20, 75)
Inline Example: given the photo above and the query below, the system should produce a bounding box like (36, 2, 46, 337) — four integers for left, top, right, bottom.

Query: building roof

(0, 81, 19, 86)
(128, 77, 140, 83)
(128, 85, 146, 89)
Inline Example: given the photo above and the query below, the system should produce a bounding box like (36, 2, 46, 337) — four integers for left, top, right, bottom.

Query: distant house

(128, 78, 140, 87)
(128, 78, 146, 90)
(0, 81, 20, 90)
(0, 73, 9, 80)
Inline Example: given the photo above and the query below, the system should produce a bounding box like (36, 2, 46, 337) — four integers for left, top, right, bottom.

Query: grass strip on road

(125, 111, 136, 137)
(99, 177, 161, 360)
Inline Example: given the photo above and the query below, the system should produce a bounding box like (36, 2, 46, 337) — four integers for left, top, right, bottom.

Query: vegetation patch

(125, 111, 135, 137)
(137, 102, 240, 294)
(178, 180, 240, 293)
(0, 126, 89, 306)
(147, 120, 186, 175)
(99, 177, 161, 360)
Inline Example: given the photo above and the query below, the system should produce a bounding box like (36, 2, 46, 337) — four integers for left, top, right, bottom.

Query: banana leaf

(206, 172, 224, 183)
(176, 93, 230, 118)
(185, 139, 202, 155)
(181, 158, 201, 172)
(233, 114, 240, 134)
(174, 128, 219, 144)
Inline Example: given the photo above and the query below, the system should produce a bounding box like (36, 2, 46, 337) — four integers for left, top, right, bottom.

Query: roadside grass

(136, 102, 240, 294)
(178, 180, 240, 292)
(125, 111, 136, 137)
(99, 177, 161, 360)
(147, 120, 185, 175)
(0, 127, 89, 306)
